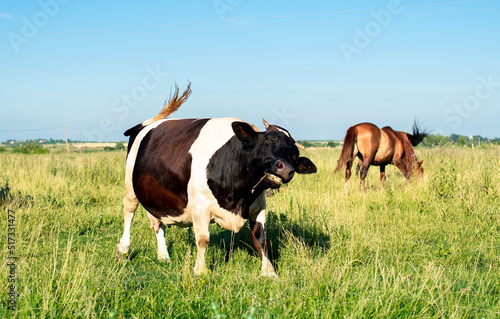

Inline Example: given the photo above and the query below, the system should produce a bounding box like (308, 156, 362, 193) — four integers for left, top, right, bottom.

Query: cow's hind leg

(155, 223, 170, 262)
(145, 211, 170, 262)
(117, 194, 139, 257)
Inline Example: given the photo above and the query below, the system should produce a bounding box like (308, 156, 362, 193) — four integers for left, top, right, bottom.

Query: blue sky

(1, 0, 499, 141)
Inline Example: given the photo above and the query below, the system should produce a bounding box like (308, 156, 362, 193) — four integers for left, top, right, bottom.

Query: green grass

(11, 142, 49, 155)
(1, 146, 499, 318)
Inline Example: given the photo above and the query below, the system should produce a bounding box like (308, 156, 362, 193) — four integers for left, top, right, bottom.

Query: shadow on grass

(210, 210, 332, 272)
(116, 209, 332, 274)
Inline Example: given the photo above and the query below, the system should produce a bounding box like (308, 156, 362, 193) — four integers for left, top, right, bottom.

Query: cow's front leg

(192, 210, 211, 275)
(249, 195, 276, 277)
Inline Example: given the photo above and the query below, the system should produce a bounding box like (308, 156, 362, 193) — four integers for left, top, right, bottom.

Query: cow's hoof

(193, 267, 208, 276)
(116, 246, 127, 260)
(261, 271, 278, 278)
(157, 256, 171, 263)
(116, 243, 130, 260)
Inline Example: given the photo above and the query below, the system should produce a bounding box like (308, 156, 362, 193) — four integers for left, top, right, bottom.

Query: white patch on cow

(188, 117, 248, 232)
(186, 117, 252, 274)
(276, 127, 291, 138)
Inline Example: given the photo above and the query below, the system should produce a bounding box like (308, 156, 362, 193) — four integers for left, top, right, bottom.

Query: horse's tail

(334, 126, 357, 174)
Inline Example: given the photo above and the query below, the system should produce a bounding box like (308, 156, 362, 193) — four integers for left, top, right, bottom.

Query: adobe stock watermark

(266, 106, 296, 127)
(7, 209, 17, 311)
(7, 0, 70, 53)
(443, 74, 500, 130)
(213, 0, 243, 21)
(82, 65, 169, 141)
(339, 0, 403, 63)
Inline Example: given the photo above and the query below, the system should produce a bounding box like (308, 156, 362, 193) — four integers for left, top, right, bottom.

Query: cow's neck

(206, 136, 262, 219)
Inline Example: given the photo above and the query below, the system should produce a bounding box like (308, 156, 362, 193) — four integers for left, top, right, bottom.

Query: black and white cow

(116, 84, 317, 276)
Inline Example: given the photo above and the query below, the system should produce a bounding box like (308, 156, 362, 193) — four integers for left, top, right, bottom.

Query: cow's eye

(263, 137, 274, 145)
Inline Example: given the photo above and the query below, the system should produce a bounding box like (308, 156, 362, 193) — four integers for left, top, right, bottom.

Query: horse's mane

(407, 121, 428, 146)
(397, 131, 418, 167)
(383, 125, 418, 175)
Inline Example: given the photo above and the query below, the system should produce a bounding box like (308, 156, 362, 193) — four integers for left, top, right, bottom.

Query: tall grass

(1, 147, 499, 318)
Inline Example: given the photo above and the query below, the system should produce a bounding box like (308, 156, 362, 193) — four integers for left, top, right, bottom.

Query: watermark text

(339, 0, 402, 63)
(7, 209, 17, 311)
(7, 0, 70, 53)
(443, 74, 500, 129)
(82, 65, 169, 141)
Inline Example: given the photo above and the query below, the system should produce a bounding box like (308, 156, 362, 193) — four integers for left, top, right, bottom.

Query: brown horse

(334, 121, 427, 192)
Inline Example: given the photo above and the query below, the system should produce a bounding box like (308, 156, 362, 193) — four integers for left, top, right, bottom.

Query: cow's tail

(334, 126, 357, 174)
(124, 83, 192, 137)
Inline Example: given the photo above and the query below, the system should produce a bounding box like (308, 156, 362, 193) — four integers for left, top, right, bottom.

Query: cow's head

(232, 119, 317, 190)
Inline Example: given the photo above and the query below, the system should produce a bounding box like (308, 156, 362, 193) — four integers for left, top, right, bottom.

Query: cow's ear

(232, 122, 259, 144)
(295, 157, 317, 174)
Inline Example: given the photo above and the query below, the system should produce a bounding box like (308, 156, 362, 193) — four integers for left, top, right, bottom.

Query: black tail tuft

(124, 123, 146, 155)
(124, 123, 144, 137)
(123, 123, 144, 136)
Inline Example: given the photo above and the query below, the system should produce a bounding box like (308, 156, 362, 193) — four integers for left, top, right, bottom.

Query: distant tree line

(420, 134, 500, 147)
(104, 142, 126, 151)
(297, 134, 500, 148)
(3, 138, 70, 145)
(296, 140, 338, 148)
(0, 139, 127, 154)
(2, 135, 500, 151)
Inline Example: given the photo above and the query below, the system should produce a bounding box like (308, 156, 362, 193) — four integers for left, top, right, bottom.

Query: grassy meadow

(1, 145, 499, 318)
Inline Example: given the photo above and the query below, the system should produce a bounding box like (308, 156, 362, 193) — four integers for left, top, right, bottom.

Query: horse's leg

(344, 157, 355, 194)
(380, 165, 386, 189)
(359, 161, 370, 193)
(355, 160, 362, 177)
(359, 152, 375, 193)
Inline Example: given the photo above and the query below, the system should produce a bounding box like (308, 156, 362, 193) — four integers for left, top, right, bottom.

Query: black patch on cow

(124, 123, 145, 155)
(132, 119, 210, 218)
(207, 122, 318, 219)
(206, 136, 255, 219)
(206, 127, 312, 219)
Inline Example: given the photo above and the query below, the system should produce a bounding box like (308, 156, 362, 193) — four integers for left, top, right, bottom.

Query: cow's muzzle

(268, 160, 295, 185)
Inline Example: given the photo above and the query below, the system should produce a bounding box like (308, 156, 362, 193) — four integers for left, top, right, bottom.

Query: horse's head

(415, 159, 424, 178)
